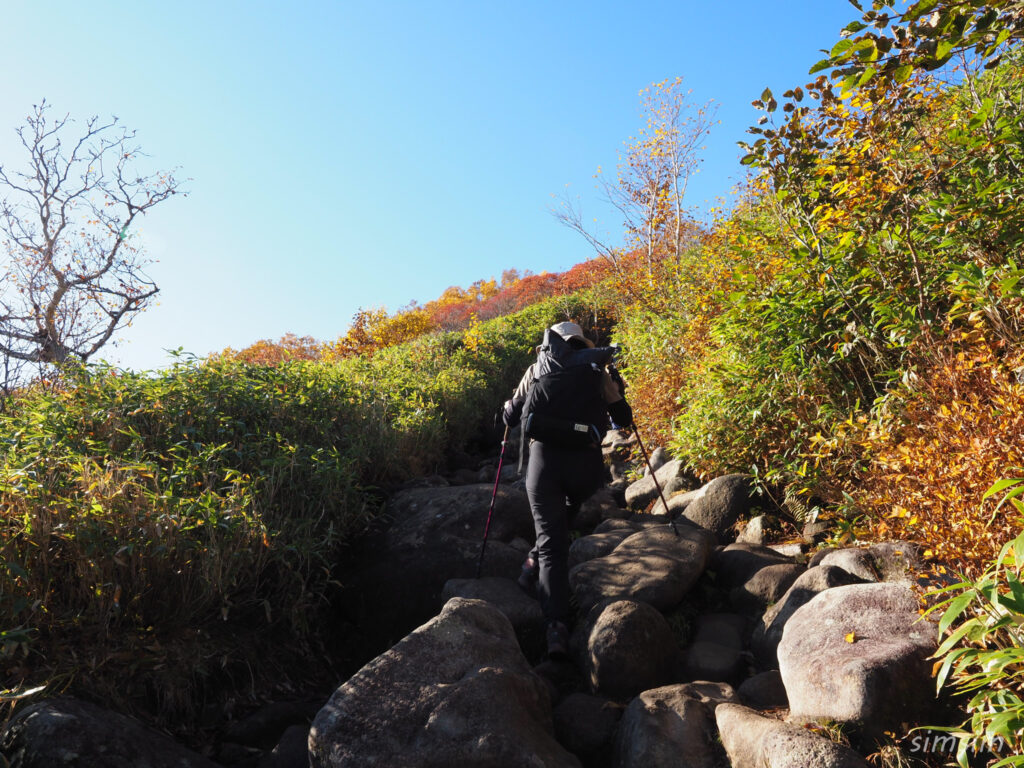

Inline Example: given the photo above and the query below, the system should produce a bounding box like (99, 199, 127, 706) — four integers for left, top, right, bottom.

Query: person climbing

(501, 321, 633, 659)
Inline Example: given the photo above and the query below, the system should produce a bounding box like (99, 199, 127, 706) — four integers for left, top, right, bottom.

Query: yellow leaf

(845, 631, 857, 643)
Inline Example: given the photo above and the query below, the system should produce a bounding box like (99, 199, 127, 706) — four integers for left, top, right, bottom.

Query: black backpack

(521, 328, 615, 448)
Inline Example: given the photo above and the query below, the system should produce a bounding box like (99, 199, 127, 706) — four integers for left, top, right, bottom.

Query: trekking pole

(633, 426, 680, 537)
(476, 425, 511, 578)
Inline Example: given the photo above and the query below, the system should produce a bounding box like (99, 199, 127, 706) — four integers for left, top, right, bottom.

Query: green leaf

(935, 39, 955, 60)
(830, 39, 855, 58)
(809, 58, 832, 74)
(938, 591, 975, 634)
(893, 63, 913, 83)
(982, 478, 1024, 502)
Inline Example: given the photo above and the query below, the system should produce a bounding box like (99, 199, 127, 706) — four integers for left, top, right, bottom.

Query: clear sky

(0, 1, 862, 371)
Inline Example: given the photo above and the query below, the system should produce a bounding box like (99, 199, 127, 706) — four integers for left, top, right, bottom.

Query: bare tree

(0, 101, 183, 385)
(553, 77, 716, 272)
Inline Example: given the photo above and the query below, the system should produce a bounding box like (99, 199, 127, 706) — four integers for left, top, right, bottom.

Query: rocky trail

(0, 430, 956, 767)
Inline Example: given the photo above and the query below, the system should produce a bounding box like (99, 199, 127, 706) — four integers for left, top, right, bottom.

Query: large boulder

(569, 528, 637, 568)
(716, 703, 869, 768)
(682, 474, 756, 541)
(575, 487, 628, 531)
(584, 600, 681, 701)
(624, 460, 694, 511)
(442, 577, 545, 656)
(612, 684, 736, 768)
(0, 696, 220, 768)
(310, 598, 579, 767)
(778, 583, 937, 734)
(569, 526, 713, 613)
(343, 485, 533, 646)
(752, 564, 867, 668)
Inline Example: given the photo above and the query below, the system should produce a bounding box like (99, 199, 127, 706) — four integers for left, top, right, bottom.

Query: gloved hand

(502, 399, 521, 428)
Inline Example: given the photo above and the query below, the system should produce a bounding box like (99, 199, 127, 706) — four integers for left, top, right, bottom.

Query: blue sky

(0, 1, 862, 370)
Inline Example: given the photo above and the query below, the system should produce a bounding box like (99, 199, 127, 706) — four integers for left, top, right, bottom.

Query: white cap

(549, 321, 594, 348)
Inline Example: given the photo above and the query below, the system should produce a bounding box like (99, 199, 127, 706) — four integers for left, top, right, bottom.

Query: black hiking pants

(525, 441, 605, 625)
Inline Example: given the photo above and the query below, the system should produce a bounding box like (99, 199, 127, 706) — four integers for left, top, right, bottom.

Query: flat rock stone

(569, 526, 713, 613)
(816, 549, 880, 582)
(585, 600, 681, 701)
(737, 515, 768, 545)
(716, 703, 869, 768)
(0, 696, 220, 768)
(309, 598, 580, 768)
(777, 583, 937, 735)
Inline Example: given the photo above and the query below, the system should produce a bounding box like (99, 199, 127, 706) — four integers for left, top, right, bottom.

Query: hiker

(501, 321, 633, 658)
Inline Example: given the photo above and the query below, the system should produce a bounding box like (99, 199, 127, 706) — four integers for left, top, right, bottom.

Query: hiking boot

(546, 621, 570, 661)
(517, 556, 539, 599)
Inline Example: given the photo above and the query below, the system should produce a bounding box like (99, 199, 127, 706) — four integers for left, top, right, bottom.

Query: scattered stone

(866, 541, 921, 582)
(682, 474, 756, 542)
(752, 564, 868, 668)
(575, 487, 626, 531)
(737, 515, 768, 545)
(570, 526, 713, 613)
(716, 703, 869, 768)
(585, 600, 681, 701)
(612, 685, 725, 768)
(624, 460, 694, 511)
(552, 693, 623, 762)
(711, 543, 794, 590)
(802, 520, 831, 544)
(737, 670, 788, 711)
(0, 696, 221, 768)
(807, 547, 838, 568)
(730, 563, 805, 614)
(309, 598, 580, 767)
(769, 542, 805, 558)
(648, 487, 704, 518)
(778, 583, 937, 735)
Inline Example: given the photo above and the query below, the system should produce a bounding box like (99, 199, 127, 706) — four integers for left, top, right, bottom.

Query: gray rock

(344, 485, 533, 646)
(807, 546, 838, 568)
(624, 460, 694, 511)
(816, 548, 881, 582)
(612, 685, 725, 768)
(730, 563, 805, 614)
(778, 583, 937, 735)
(309, 598, 580, 768)
(0, 696, 220, 768)
(585, 600, 681, 701)
(575, 487, 626, 531)
(737, 670, 788, 710)
(682, 474, 756, 541)
(769, 542, 805, 558)
(737, 514, 768, 545)
(867, 541, 922, 581)
(716, 703, 869, 768)
(570, 526, 713, 613)
(442, 577, 545, 656)
(593, 519, 639, 535)
(569, 529, 637, 568)
(680, 641, 744, 685)
(225, 700, 320, 749)
(692, 613, 748, 651)
(642, 446, 669, 476)
(648, 487, 704, 518)
(711, 543, 794, 590)
(552, 693, 623, 762)
(752, 565, 868, 668)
